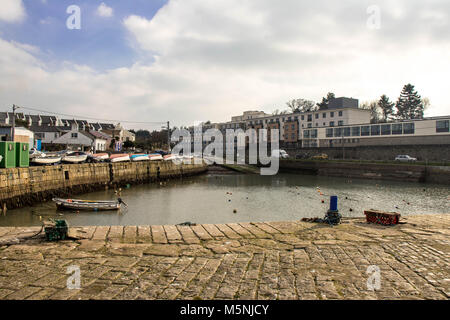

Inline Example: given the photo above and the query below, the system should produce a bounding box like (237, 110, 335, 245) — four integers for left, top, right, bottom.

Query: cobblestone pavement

(0, 215, 449, 300)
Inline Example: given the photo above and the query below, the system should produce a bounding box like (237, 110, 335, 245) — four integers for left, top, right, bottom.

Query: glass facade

(436, 120, 449, 133)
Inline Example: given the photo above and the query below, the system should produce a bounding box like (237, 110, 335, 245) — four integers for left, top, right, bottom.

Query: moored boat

(53, 198, 125, 211)
(110, 154, 130, 163)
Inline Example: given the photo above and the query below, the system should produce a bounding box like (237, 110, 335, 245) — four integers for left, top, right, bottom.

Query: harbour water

(0, 172, 449, 227)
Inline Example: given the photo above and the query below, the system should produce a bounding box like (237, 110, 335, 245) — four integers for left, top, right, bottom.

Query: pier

(0, 214, 448, 300)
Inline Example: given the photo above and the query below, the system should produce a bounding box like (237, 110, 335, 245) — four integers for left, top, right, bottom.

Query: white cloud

(0, 0, 449, 129)
(97, 2, 114, 18)
(0, 0, 26, 23)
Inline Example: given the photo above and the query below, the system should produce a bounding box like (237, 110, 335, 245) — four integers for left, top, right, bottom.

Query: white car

(272, 149, 289, 159)
(395, 155, 417, 162)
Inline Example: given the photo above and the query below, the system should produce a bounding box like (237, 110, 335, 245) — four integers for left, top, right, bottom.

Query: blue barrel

(330, 196, 338, 212)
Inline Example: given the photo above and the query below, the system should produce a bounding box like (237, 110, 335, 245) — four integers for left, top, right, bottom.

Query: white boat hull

(110, 155, 130, 163)
(32, 157, 62, 165)
(131, 155, 150, 161)
(62, 155, 88, 163)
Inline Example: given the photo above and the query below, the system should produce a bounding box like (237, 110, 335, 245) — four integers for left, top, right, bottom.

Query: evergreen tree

(317, 92, 335, 110)
(395, 84, 424, 119)
(378, 95, 395, 122)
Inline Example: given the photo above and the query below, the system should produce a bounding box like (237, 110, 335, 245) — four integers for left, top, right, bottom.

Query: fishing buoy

(321, 200, 325, 203)
(233, 209, 237, 213)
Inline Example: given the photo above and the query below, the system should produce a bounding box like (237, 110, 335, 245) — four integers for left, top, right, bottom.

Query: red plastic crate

(364, 210, 401, 226)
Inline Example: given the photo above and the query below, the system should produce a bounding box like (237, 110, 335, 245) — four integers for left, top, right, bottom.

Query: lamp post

(11, 104, 19, 142)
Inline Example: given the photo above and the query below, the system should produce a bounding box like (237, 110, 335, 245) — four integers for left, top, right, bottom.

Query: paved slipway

(0, 215, 449, 300)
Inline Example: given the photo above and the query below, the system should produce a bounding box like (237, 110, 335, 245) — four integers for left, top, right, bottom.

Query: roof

(81, 131, 107, 141)
(29, 125, 62, 133)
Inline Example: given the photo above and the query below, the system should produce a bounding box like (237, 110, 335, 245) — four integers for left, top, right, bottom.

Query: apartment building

(302, 117, 450, 148)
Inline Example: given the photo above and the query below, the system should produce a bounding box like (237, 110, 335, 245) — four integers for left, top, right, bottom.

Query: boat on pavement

(91, 153, 109, 162)
(32, 156, 62, 165)
(130, 154, 149, 161)
(149, 154, 163, 161)
(62, 151, 88, 164)
(110, 154, 130, 163)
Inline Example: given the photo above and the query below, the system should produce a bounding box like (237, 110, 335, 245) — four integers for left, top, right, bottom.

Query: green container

(15, 142, 29, 167)
(0, 141, 16, 168)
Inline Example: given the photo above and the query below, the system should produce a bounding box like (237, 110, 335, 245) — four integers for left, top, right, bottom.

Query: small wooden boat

(62, 152, 88, 163)
(149, 154, 163, 161)
(130, 154, 149, 161)
(53, 198, 126, 211)
(32, 156, 62, 165)
(110, 154, 130, 163)
(163, 154, 177, 161)
(92, 153, 109, 161)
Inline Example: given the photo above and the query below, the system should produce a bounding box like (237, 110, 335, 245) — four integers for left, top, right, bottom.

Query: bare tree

(286, 99, 317, 113)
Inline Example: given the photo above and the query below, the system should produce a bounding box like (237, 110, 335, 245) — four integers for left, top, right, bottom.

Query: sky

(0, 0, 449, 129)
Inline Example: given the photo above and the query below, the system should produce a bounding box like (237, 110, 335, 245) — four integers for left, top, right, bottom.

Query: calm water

(0, 173, 449, 227)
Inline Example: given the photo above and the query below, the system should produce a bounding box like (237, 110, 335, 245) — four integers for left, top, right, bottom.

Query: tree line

(275, 83, 429, 123)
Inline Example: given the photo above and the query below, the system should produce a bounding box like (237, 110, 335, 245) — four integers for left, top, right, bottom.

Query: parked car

(271, 149, 289, 159)
(395, 155, 417, 162)
(311, 153, 328, 160)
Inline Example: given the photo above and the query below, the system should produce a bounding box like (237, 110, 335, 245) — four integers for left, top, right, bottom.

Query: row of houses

(190, 97, 450, 149)
(0, 112, 135, 152)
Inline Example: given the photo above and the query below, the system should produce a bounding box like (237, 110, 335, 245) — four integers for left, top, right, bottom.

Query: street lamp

(11, 104, 20, 142)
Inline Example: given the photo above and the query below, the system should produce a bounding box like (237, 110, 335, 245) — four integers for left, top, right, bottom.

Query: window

(436, 120, 450, 133)
(338, 120, 344, 126)
(330, 112, 335, 118)
(311, 129, 318, 138)
(326, 128, 333, 137)
(307, 114, 312, 122)
(323, 122, 326, 126)
(71, 132, 78, 138)
(303, 130, 310, 138)
(403, 123, 415, 134)
(352, 127, 360, 136)
(361, 126, 370, 136)
(301, 115, 304, 121)
(307, 123, 312, 128)
(329, 121, 335, 127)
(370, 125, 380, 135)
(291, 124, 295, 130)
(334, 128, 342, 137)
(392, 124, 402, 135)
(323, 113, 326, 118)
(344, 127, 351, 137)
(339, 111, 343, 117)
(316, 123, 319, 127)
(315, 114, 319, 119)
(291, 133, 295, 139)
(381, 124, 391, 135)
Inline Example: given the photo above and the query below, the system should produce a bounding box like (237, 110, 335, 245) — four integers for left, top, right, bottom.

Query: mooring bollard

(326, 196, 341, 225)
(330, 195, 338, 212)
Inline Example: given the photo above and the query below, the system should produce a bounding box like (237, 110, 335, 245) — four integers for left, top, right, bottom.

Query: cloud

(0, 0, 26, 23)
(96, 2, 114, 18)
(0, 0, 449, 129)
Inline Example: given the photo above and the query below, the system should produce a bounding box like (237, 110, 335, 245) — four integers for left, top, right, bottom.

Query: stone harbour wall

(0, 161, 207, 210)
(279, 160, 450, 184)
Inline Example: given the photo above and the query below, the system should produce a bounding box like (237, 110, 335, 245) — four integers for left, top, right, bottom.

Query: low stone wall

(284, 144, 450, 162)
(280, 160, 450, 184)
(0, 161, 207, 210)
